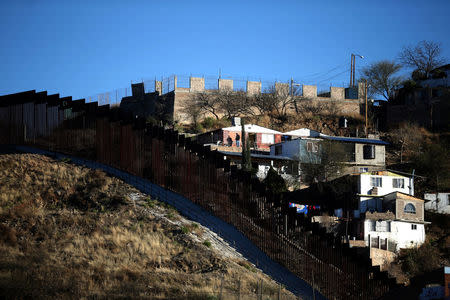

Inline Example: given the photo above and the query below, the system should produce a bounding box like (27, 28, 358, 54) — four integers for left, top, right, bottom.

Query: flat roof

(320, 135, 389, 145)
(221, 124, 282, 134)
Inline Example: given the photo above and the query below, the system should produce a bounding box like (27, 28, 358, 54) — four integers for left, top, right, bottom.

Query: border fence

(0, 90, 399, 299)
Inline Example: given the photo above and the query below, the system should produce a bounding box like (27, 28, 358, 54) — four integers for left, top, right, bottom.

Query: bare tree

(361, 60, 402, 101)
(215, 89, 252, 119)
(300, 140, 348, 185)
(388, 123, 424, 163)
(399, 40, 446, 78)
(190, 91, 221, 120)
(180, 93, 204, 125)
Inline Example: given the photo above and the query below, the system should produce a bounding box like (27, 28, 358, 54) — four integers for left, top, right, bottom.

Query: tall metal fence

(0, 91, 398, 299)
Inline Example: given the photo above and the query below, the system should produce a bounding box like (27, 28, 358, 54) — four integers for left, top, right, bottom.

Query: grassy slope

(0, 154, 295, 299)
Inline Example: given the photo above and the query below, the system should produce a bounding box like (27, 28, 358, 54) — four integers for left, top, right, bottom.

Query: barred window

(404, 203, 416, 214)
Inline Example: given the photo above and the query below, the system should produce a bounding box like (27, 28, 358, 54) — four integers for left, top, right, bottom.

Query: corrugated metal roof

(320, 135, 389, 145)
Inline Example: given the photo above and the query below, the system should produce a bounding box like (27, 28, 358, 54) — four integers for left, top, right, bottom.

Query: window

(404, 203, 416, 214)
(411, 224, 417, 230)
(447, 194, 450, 206)
(359, 167, 368, 173)
(275, 145, 282, 155)
(363, 145, 376, 159)
(393, 178, 405, 188)
(370, 177, 382, 187)
(306, 141, 319, 153)
(375, 220, 391, 232)
(261, 134, 274, 144)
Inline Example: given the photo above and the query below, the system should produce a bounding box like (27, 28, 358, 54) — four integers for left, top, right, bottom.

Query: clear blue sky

(1, 0, 449, 100)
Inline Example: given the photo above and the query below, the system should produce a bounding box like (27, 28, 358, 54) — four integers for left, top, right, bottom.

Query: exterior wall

(275, 83, 289, 95)
(395, 197, 424, 222)
(302, 85, 317, 98)
(424, 193, 450, 214)
(354, 143, 385, 166)
(221, 130, 280, 149)
(330, 87, 345, 100)
(370, 248, 396, 270)
(364, 219, 425, 251)
(359, 174, 412, 196)
(359, 174, 413, 213)
(190, 77, 205, 92)
(270, 139, 300, 157)
(219, 79, 233, 91)
(247, 81, 261, 95)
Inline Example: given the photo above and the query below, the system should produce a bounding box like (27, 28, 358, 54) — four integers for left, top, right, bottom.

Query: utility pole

(365, 79, 368, 137)
(350, 54, 354, 87)
(350, 53, 364, 87)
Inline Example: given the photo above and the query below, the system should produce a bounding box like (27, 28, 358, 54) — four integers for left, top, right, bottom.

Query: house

(356, 170, 414, 216)
(360, 192, 428, 252)
(217, 150, 297, 182)
(196, 124, 282, 150)
(385, 64, 450, 131)
(269, 135, 388, 176)
(418, 64, 450, 88)
(424, 192, 450, 214)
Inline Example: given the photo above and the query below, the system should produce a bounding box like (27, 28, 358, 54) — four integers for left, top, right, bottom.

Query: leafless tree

(361, 60, 402, 101)
(189, 91, 221, 120)
(300, 140, 348, 185)
(388, 122, 424, 163)
(215, 89, 253, 119)
(180, 93, 204, 125)
(399, 40, 446, 78)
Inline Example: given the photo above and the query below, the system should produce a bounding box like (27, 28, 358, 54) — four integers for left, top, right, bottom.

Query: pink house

(197, 124, 282, 150)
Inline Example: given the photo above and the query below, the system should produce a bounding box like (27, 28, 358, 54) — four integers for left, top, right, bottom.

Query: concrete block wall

(331, 87, 345, 100)
(247, 81, 261, 95)
(155, 81, 162, 95)
(275, 83, 289, 95)
(219, 79, 233, 91)
(190, 77, 205, 92)
(395, 198, 424, 222)
(303, 85, 317, 98)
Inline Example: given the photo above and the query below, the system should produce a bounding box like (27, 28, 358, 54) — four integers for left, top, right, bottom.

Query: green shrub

(203, 240, 211, 248)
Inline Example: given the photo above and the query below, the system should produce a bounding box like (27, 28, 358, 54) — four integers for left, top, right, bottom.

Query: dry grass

(0, 154, 296, 299)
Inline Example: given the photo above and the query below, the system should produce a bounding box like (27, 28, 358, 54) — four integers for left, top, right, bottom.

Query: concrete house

(197, 124, 282, 150)
(356, 170, 414, 215)
(424, 192, 450, 214)
(269, 135, 388, 175)
(361, 192, 428, 252)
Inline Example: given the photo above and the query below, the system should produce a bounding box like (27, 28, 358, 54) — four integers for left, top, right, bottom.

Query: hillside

(0, 154, 296, 299)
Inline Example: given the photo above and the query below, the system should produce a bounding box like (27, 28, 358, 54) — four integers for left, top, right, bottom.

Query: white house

(424, 192, 450, 214)
(361, 192, 428, 252)
(356, 171, 414, 216)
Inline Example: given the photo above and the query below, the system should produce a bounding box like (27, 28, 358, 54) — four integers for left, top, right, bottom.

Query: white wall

(364, 219, 425, 252)
(424, 193, 450, 214)
(359, 173, 413, 213)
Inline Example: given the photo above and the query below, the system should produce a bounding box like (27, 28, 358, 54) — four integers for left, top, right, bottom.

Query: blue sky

(1, 0, 449, 100)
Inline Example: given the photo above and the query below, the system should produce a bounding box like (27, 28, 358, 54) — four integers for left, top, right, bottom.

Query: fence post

(238, 278, 241, 300)
(277, 284, 281, 300)
(219, 274, 224, 300)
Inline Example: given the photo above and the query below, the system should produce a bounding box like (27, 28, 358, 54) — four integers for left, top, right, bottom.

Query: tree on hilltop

(361, 60, 402, 101)
(399, 40, 446, 78)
